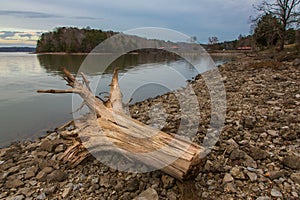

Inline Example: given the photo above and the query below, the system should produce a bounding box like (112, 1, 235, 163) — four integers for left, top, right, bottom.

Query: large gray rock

(246, 172, 257, 182)
(24, 166, 38, 179)
(283, 155, 300, 169)
(41, 166, 54, 174)
(36, 171, 48, 181)
(223, 173, 234, 183)
(40, 139, 64, 152)
(133, 188, 158, 200)
(270, 188, 282, 197)
(248, 146, 268, 160)
(46, 170, 67, 182)
(40, 139, 54, 152)
(230, 149, 246, 160)
(267, 171, 284, 180)
(244, 155, 258, 168)
(291, 173, 300, 184)
(5, 178, 24, 188)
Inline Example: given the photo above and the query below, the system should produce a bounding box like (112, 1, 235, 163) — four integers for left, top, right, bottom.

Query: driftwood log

(38, 68, 204, 180)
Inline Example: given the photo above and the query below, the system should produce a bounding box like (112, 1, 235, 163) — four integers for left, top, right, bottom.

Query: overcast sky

(0, 0, 262, 46)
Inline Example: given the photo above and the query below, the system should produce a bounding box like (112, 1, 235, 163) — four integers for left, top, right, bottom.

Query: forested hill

(36, 27, 116, 53)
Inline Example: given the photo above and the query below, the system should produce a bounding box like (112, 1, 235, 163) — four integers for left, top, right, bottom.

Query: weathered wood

(108, 69, 124, 112)
(38, 68, 204, 180)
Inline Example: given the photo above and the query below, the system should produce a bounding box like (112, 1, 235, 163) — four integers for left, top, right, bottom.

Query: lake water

(0, 52, 231, 147)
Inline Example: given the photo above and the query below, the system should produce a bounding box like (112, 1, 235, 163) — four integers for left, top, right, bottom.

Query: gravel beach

(1, 53, 299, 200)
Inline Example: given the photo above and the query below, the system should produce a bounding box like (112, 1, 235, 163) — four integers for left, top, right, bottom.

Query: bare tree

(208, 36, 219, 44)
(254, 0, 300, 50)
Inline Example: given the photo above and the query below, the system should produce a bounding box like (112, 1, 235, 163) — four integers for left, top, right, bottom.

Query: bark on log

(38, 68, 204, 180)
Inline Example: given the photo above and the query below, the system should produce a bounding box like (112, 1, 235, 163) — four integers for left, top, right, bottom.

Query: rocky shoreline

(1, 54, 300, 199)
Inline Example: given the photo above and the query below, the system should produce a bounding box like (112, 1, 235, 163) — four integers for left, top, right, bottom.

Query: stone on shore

(282, 155, 300, 170)
(133, 188, 159, 200)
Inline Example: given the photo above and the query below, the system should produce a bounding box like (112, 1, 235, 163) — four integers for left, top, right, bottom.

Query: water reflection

(37, 54, 87, 75)
(37, 52, 233, 104)
(37, 51, 180, 76)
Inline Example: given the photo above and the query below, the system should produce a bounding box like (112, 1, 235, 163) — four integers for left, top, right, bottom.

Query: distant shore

(0, 47, 36, 53)
(35, 49, 249, 56)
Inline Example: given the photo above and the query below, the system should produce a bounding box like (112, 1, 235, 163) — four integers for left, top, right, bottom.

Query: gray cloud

(0, 31, 41, 41)
(0, 31, 17, 38)
(0, 10, 62, 18)
(73, 16, 102, 20)
(19, 33, 34, 37)
(0, 10, 102, 20)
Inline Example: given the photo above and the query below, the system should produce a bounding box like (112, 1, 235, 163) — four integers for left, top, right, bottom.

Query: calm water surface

(0, 52, 231, 147)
